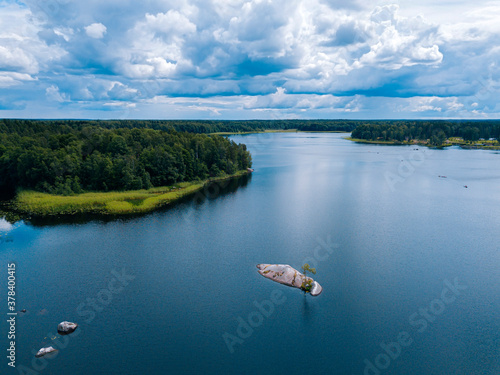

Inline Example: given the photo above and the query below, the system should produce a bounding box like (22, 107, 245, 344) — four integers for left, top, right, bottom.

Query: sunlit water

(1, 133, 499, 374)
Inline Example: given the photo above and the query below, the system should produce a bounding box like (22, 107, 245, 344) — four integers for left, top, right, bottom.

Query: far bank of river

(210, 129, 347, 135)
(346, 136, 500, 149)
(212, 129, 500, 150)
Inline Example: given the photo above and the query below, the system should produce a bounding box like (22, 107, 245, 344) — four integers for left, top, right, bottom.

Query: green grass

(13, 171, 249, 216)
(447, 137, 500, 149)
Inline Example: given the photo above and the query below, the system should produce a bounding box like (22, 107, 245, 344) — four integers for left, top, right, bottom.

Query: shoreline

(211, 129, 349, 135)
(8, 170, 250, 217)
(346, 137, 500, 150)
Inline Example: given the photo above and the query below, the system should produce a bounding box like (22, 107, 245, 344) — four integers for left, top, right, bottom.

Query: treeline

(351, 120, 500, 145)
(0, 120, 252, 195)
(0, 119, 357, 135)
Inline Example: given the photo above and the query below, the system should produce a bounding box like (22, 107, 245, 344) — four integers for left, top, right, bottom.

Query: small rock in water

(57, 321, 78, 335)
(256, 264, 323, 296)
(35, 346, 57, 358)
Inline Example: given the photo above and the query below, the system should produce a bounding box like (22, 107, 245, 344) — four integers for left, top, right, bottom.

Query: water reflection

(302, 294, 313, 322)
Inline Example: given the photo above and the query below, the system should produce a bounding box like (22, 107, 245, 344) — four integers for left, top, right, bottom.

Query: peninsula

(0, 119, 252, 217)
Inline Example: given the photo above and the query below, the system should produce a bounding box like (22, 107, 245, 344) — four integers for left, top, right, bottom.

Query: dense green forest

(351, 120, 500, 145)
(0, 119, 252, 196)
(3, 119, 498, 140)
(0, 119, 357, 134)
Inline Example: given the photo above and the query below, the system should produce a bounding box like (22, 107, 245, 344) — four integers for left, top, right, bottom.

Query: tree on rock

(300, 263, 316, 294)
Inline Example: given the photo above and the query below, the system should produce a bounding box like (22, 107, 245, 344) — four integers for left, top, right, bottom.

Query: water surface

(1, 133, 499, 374)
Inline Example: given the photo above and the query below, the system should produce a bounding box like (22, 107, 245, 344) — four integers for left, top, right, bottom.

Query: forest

(0, 119, 357, 134)
(0, 119, 252, 196)
(351, 120, 500, 145)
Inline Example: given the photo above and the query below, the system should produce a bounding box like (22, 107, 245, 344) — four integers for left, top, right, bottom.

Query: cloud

(116, 10, 196, 79)
(85, 23, 107, 39)
(0, 3, 66, 78)
(0, 72, 35, 88)
(331, 22, 366, 46)
(142, 11, 196, 37)
(0, 0, 499, 118)
(358, 5, 443, 69)
(46, 85, 69, 102)
(107, 82, 139, 100)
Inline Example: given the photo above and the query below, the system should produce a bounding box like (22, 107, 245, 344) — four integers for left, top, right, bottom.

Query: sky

(0, 0, 499, 119)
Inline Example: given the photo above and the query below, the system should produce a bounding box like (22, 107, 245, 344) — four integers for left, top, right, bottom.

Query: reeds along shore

(12, 171, 249, 216)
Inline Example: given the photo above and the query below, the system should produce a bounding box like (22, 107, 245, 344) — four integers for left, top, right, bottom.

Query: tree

(461, 126, 480, 142)
(300, 263, 316, 294)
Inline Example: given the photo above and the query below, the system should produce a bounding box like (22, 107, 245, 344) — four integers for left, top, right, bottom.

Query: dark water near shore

(1, 133, 499, 375)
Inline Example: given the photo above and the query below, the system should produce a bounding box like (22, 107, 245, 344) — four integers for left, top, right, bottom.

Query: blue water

(1, 133, 499, 374)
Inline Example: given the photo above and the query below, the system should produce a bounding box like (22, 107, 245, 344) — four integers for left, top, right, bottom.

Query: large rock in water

(35, 346, 57, 358)
(256, 264, 323, 296)
(57, 321, 78, 335)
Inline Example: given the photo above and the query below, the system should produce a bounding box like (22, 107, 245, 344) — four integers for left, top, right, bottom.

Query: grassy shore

(12, 170, 249, 216)
(345, 137, 409, 145)
(446, 137, 500, 149)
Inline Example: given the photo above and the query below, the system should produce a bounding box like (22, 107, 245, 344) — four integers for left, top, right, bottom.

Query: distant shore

(211, 129, 348, 135)
(346, 137, 500, 150)
(8, 170, 250, 217)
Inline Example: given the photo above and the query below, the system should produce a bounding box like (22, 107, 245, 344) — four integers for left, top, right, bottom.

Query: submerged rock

(256, 264, 323, 296)
(35, 346, 57, 358)
(57, 321, 78, 335)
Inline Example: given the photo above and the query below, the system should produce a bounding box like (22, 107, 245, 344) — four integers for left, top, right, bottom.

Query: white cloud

(103, 101, 136, 108)
(116, 10, 197, 78)
(0, 3, 66, 78)
(85, 23, 107, 39)
(143, 11, 196, 36)
(397, 96, 474, 116)
(245, 87, 348, 110)
(46, 85, 69, 102)
(0, 45, 39, 75)
(107, 82, 139, 100)
(54, 27, 75, 42)
(0, 72, 35, 88)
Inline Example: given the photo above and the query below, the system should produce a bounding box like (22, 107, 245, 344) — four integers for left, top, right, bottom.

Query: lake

(1, 132, 499, 374)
